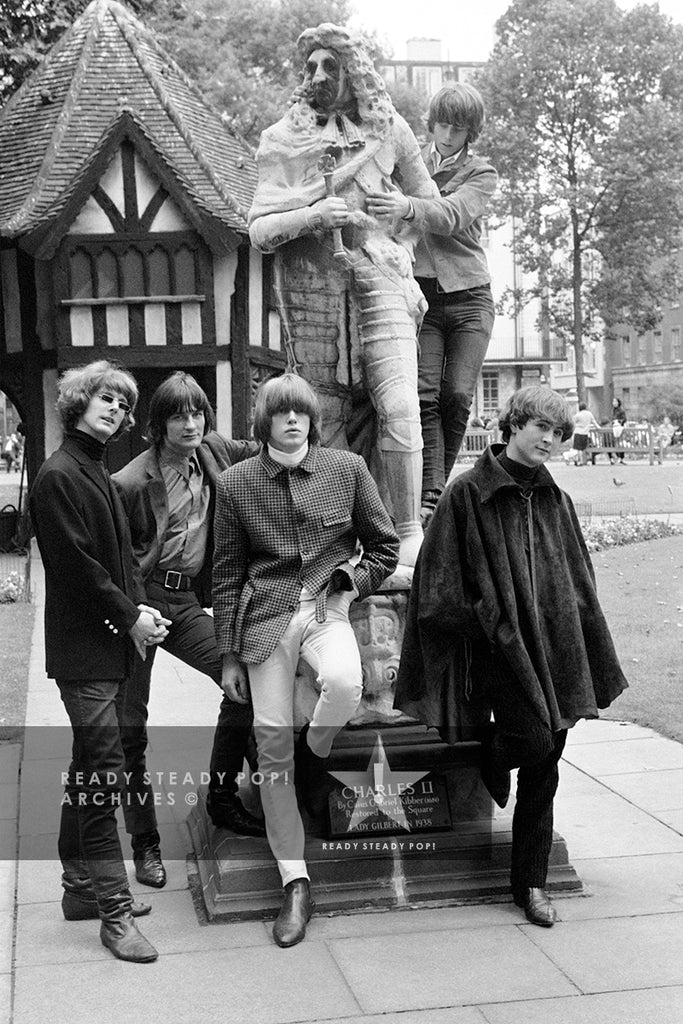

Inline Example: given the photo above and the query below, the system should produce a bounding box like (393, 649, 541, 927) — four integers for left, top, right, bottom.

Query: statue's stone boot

(383, 449, 423, 568)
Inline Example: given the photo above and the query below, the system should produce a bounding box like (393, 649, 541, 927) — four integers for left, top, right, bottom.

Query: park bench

(457, 428, 499, 460)
(587, 424, 661, 465)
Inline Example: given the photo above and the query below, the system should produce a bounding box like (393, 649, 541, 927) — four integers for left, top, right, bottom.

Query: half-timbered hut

(0, 0, 283, 479)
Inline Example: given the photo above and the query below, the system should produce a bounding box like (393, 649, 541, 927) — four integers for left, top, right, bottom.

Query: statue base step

(186, 724, 583, 922)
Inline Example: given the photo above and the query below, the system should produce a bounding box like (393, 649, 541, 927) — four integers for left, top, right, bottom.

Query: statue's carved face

(304, 47, 350, 112)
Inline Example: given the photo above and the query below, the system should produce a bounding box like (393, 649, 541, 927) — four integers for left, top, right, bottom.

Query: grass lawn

(0, 534, 680, 746)
(0, 600, 33, 742)
(593, 534, 683, 743)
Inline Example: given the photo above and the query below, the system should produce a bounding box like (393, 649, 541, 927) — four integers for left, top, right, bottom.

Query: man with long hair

(213, 373, 399, 948)
(113, 372, 264, 892)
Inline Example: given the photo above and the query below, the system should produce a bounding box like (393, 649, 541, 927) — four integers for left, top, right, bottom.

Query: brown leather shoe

(272, 878, 314, 948)
(62, 891, 151, 920)
(513, 887, 557, 927)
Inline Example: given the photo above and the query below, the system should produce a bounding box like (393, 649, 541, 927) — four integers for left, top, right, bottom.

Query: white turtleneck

(267, 440, 309, 467)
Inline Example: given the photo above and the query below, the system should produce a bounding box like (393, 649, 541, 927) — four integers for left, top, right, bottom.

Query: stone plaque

(328, 771, 452, 839)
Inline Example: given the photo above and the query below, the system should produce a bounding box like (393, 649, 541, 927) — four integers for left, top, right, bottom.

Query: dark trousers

(121, 581, 254, 837)
(487, 665, 568, 892)
(416, 279, 494, 496)
(57, 678, 131, 899)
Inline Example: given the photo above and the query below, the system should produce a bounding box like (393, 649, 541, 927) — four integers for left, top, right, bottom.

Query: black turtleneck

(66, 428, 107, 463)
(497, 450, 539, 491)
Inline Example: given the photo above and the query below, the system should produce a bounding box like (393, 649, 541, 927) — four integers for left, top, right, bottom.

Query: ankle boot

(272, 878, 314, 948)
(99, 891, 158, 963)
(132, 830, 167, 888)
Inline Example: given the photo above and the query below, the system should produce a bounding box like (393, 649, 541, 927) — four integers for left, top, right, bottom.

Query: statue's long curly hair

(287, 23, 394, 140)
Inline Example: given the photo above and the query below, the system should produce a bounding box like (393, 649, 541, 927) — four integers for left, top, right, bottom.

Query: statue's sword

(317, 151, 346, 259)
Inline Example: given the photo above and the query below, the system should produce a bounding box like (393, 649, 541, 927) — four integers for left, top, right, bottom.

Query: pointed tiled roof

(0, 0, 257, 241)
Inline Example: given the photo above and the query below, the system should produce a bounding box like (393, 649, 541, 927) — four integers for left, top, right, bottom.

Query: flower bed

(582, 516, 681, 552)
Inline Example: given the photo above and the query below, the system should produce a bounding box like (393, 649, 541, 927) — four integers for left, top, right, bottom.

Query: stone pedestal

(186, 575, 583, 922)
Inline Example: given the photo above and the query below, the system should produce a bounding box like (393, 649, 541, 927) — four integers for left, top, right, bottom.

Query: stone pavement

(2, 557, 683, 1023)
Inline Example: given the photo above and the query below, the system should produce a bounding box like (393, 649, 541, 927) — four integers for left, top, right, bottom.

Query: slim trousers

(57, 678, 131, 900)
(121, 582, 254, 837)
(247, 592, 363, 887)
(487, 663, 568, 892)
(416, 279, 494, 495)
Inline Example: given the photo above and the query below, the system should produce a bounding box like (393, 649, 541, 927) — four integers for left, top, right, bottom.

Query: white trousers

(247, 592, 363, 888)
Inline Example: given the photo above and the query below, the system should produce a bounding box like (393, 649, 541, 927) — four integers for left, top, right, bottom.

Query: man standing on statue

(248, 22, 439, 568)
(367, 83, 497, 525)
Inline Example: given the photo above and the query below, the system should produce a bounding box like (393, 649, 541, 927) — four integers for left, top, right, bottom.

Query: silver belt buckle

(164, 570, 183, 590)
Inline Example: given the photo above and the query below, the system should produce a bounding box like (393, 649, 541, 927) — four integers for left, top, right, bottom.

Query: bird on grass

(612, 477, 626, 487)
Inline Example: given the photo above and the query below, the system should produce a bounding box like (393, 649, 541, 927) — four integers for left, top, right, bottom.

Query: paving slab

(0, 861, 15, 916)
(656, 809, 683, 832)
(13, 942, 361, 1024)
(23, 688, 68, 728)
(595, 768, 683, 813)
(565, 719, 659, 745)
(17, 758, 68, 836)
(15, 890, 268, 967)
(320, 1011, 484, 1024)
(327, 927, 579, 1013)
(0, 784, 17, 821)
(0, 744, 20, 778)
(0, 913, 12, 975)
(0, 974, 10, 1024)
(562, 852, 683, 920)
(311, 901, 519, 940)
(554, 789, 683, 859)
(525, 912, 683, 993)
(563, 735, 683, 776)
(22, 726, 71, 763)
(480, 985, 683, 1024)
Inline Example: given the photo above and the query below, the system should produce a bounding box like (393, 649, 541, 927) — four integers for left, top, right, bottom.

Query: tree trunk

(571, 216, 586, 405)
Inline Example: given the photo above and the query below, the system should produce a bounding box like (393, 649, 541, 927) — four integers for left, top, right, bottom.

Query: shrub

(582, 516, 681, 552)
(0, 571, 27, 603)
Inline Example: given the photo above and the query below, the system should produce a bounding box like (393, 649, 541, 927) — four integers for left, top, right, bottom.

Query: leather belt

(151, 569, 195, 592)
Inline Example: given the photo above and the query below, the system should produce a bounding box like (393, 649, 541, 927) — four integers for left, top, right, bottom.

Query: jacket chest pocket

(322, 510, 353, 540)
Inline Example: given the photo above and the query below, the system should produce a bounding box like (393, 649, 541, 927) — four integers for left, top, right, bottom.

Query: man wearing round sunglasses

(29, 360, 170, 962)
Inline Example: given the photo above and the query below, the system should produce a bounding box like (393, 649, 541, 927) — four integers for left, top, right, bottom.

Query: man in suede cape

(395, 444, 627, 736)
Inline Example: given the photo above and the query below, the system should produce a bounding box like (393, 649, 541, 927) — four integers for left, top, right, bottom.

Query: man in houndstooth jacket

(213, 373, 399, 948)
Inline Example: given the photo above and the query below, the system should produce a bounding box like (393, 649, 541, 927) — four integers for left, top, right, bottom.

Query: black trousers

(57, 678, 131, 898)
(121, 581, 254, 836)
(487, 664, 568, 892)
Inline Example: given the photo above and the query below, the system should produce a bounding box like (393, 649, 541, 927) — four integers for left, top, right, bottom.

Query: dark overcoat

(113, 431, 256, 607)
(394, 446, 628, 737)
(29, 435, 143, 681)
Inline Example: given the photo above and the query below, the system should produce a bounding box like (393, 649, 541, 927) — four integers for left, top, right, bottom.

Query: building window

(482, 370, 499, 415)
(621, 334, 631, 365)
(637, 335, 647, 364)
(672, 326, 681, 362)
(653, 330, 663, 362)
